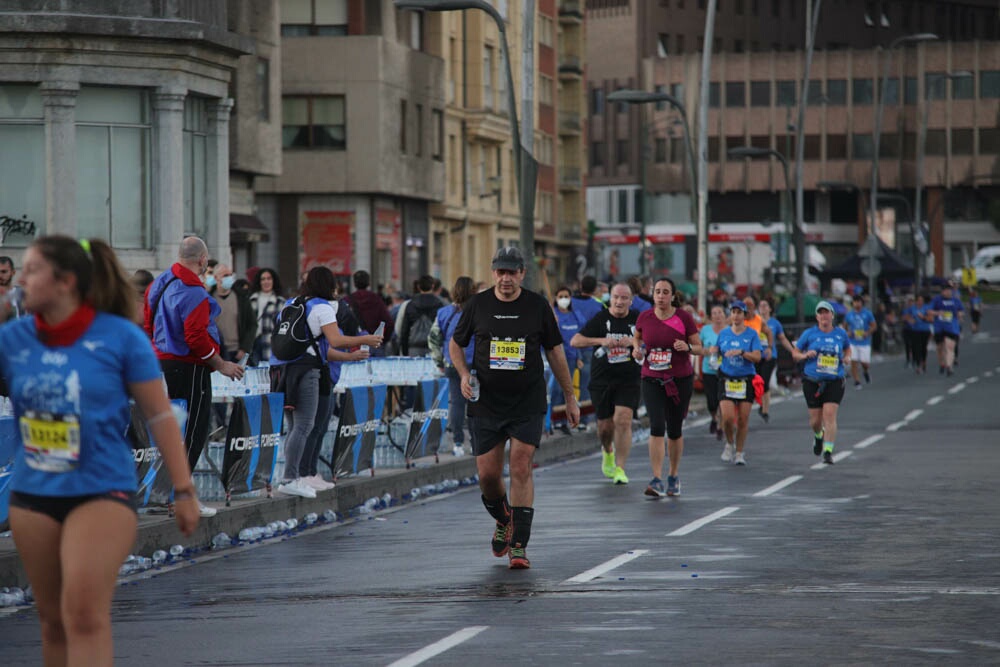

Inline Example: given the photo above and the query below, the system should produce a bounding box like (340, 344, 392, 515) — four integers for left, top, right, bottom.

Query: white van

(954, 245, 1000, 285)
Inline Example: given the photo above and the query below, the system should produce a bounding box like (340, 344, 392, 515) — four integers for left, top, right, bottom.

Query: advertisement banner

(405, 379, 449, 460)
(221, 394, 282, 495)
(302, 210, 354, 276)
(332, 384, 386, 478)
(0, 417, 16, 526)
(375, 208, 402, 286)
(129, 399, 188, 507)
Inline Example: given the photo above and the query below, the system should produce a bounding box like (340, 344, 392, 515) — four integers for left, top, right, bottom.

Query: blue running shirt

(717, 326, 762, 378)
(796, 326, 851, 381)
(844, 308, 875, 346)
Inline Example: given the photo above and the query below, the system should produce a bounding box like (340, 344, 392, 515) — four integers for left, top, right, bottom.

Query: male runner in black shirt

(451, 246, 580, 569)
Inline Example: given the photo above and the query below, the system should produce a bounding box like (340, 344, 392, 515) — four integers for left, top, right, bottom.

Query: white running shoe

(721, 443, 735, 463)
(734, 451, 747, 466)
(452, 445, 465, 457)
(198, 503, 217, 518)
(302, 475, 336, 491)
(277, 478, 317, 499)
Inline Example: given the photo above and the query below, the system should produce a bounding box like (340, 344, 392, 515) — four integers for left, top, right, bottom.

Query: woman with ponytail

(0, 235, 198, 666)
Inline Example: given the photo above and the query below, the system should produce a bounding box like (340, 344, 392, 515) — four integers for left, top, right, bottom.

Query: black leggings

(911, 330, 930, 367)
(642, 375, 694, 440)
(703, 373, 720, 415)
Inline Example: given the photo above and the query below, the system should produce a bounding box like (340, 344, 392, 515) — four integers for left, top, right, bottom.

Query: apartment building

(0, 1, 277, 271)
(586, 0, 1000, 283)
(424, 0, 587, 288)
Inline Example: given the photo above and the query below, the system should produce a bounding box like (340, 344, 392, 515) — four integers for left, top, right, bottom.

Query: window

(879, 77, 900, 105)
(725, 136, 746, 153)
(657, 34, 669, 57)
(827, 134, 847, 159)
(776, 80, 796, 107)
(904, 77, 918, 105)
(400, 100, 407, 152)
(617, 189, 629, 223)
(670, 137, 685, 163)
(749, 134, 769, 150)
(671, 82, 684, 100)
(415, 103, 423, 157)
(406, 10, 423, 49)
(806, 80, 823, 106)
(655, 137, 667, 163)
(634, 189, 643, 223)
(734, 40, 744, 54)
(676, 35, 685, 53)
(725, 82, 745, 108)
(826, 80, 847, 105)
(257, 59, 270, 121)
(591, 141, 605, 168)
(282, 95, 346, 149)
(925, 130, 946, 156)
(483, 46, 494, 108)
(708, 136, 720, 161)
(75, 86, 151, 248)
(852, 133, 874, 159)
(852, 79, 874, 105)
(980, 71, 1000, 98)
(432, 109, 444, 161)
(448, 134, 458, 194)
(280, 0, 348, 36)
(980, 128, 1000, 155)
(772, 0, 780, 17)
(539, 75, 554, 106)
(953, 75, 974, 100)
(804, 134, 821, 160)
(925, 73, 947, 101)
(878, 132, 900, 158)
(179, 96, 206, 240)
(591, 88, 605, 115)
(616, 139, 629, 165)
(616, 88, 628, 114)
(709, 82, 720, 108)
(0, 85, 45, 242)
(952, 129, 973, 155)
(538, 15, 554, 46)
(735, 0, 744, 14)
(497, 49, 508, 113)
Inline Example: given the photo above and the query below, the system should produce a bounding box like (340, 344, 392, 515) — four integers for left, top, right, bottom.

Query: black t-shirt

(578, 309, 641, 385)
(453, 287, 563, 418)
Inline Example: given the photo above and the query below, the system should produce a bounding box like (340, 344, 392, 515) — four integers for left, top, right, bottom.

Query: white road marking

(752, 475, 803, 498)
(904, 409, 923, 421)
(667, 506, 740, 536)
(966, 376, 979, 384)
(854, 434, 885, 449)
(926, 395, 945, 406)
(886, 421, 907, 432)
(387, 626, 489, 667)
(563, 549, 650, 584)
(811, 451, 853, 470)
(947, 382, 967, 395)
(985, 371, 994, 378)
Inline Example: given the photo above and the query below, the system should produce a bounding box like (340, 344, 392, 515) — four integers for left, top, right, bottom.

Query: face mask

(556, 297, 571, 310)
(221, 276, 236, 291)
(204, 275, 217, 289)
(601, 293, 610, 303)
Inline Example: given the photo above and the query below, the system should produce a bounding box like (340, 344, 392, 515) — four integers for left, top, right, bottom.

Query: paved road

(2, 313, 999, 666)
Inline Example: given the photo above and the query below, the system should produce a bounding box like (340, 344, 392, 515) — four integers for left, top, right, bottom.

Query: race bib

(607, 338, 630, 364)
(724, 379, 747, 400)
(489, 338, 526, 370)
(758, 330, 768, 346)
(20, 410, 81, 473)
(940, 311, 953, 322)
(853, 329, 866, 340)
(647, 348, 672, 371)
(816, 353, 838, 375)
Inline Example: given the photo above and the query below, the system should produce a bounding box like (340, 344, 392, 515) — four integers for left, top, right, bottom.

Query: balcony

(559, 166, 582, 190)
(466, 108, 511, 144)
(558, 110, 582, 136)
(558, 0, 584, 24)
(559, 222, 584, 241)
(558, 54, 583, 80)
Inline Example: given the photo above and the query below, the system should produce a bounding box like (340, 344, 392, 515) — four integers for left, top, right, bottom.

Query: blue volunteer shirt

(844, 308, 876, 346)
(796, 326, 851, 381)
(765, 317, 784, 360)
(930, 295, 963, 336)
(436, 304, 474, 368)
(0, 314, 162, 496)
(717, 326, 762, 378)
(555, 308, 584, 368)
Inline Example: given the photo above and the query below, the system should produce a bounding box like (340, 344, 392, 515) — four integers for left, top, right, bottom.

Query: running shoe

(822, 451, 834, 465)
(760, 412, 769, 424)
(601, 450, 616, 479)
(946, 367, 953, 377)
(452, 445, 465, 457)
(508, 546, 531, 569)
(612, 466, 629, 485)
(491, 521, 511, 557)
(734, 451, 747, 466)
(864, 370, 871, 384)
(645, 477, 667, 497)
(854, 382, 863, 391)
(666, 475, 681, 496)
(813, 431, 824, 456)
(721, 443, 735, 463)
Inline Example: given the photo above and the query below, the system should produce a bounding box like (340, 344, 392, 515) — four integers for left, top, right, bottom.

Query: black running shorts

(470, 414, 545, 455)
(588, 380, 641, 420)
(801, 377, 846, 409)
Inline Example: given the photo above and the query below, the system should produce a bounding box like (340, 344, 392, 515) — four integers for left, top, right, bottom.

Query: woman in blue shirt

(430, 276, 477, 454)
(757, 298, 794, 423)
(551, 285, 585, 434)
(0, 236, 199, 665)
(903, 294, 932, 374)
(792, 300, 852, 464)
(698, 304, 727, 440)
(929, 283, 964, 376)
(716, 301, 763, 466)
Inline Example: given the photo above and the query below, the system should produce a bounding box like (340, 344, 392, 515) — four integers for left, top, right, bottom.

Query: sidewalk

(0, 393, 706, 588)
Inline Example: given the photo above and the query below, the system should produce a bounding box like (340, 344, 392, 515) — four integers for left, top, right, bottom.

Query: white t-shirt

(304, 300, 338, 357)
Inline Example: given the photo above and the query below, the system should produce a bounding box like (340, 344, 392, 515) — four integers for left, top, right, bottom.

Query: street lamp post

(870, 32, 938, 302)
(607, 90, 698, 285)
(394, 0, 539, 288)
(728, 146, 796, 311)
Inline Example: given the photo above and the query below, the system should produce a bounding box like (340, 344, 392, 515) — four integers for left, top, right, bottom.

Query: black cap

(492, 246, 525, 271)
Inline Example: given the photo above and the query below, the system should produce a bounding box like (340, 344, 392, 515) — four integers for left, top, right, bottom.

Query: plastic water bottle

(594, 346, 607, 359)
(304, 512, 318, 525)
(238, 528, 256, 542)
(0, 587, 25, 607)
(211, 532, 232, 549)
(152, 550, 168, 565)
(286, 518, 299, 530)
(381, 493, 393, 509)
(323, 509, 338, 522)
(407, 487, 421, 501)
(468, 369, 480, 402)
(169, 544, 185, 559)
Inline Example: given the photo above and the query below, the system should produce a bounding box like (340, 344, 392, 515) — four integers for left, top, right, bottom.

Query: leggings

(911, 330, 930, 367)
(702, 373, 720, 415)
(642, 375, 694, 440)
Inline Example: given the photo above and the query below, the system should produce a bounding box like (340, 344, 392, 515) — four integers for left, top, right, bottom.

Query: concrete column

(152, 87, 186, 269)
(41, 81, 79, 236)
(206, 98, 234, 265)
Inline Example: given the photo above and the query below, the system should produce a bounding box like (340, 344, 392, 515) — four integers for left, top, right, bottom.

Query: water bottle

(152, 550, 168, 565)
(304, 512, 318, 525)
(709, 353, 722, 371)
(169, 544, 185, 559)
(323, 509, 339, 522)
(594, 346, 607, 359)
(408, 487, 421, 500)
(211, 532, 232, 549)
(0, 587, 25, 607)
(468, 369, 480, 402)
(381, 493, 393, 509)
(238, 528, 256, 542)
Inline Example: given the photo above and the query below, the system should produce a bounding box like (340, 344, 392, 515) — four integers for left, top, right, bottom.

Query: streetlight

(870, 32, 938, 301)
(394, 0, 539, 288)
(727, 146, 798, 314)
(915, 70, 972, 290)
(607, 89, 698, 277)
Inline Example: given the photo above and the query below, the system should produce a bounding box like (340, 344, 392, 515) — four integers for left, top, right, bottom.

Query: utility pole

(696, 0, 717, 315)
(521, 0, 537, 289)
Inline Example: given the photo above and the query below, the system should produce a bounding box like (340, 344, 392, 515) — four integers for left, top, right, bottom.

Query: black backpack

(408, 311, 434, 350)
(270, 296, 322, 363)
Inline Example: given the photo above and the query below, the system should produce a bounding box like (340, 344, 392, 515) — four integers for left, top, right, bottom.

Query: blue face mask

(601, 292, 611, 303)
(221, 276, 236, 291)
(204, 275, 217, 289)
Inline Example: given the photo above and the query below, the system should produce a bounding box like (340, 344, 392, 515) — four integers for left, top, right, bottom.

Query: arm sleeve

(183, 299, 220, 360)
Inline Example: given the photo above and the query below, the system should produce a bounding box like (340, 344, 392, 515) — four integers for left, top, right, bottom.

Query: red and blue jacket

(143, 263, 221, 365)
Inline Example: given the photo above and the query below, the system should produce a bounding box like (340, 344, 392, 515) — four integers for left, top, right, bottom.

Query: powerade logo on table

(332, 384, 386, 478)
(222, 394, 283, 494)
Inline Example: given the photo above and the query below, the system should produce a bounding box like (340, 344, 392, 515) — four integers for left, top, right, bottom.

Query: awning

(230, 213, 270, 243)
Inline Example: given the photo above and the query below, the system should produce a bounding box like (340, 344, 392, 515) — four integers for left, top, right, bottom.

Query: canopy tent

(819, 238, 913, 282)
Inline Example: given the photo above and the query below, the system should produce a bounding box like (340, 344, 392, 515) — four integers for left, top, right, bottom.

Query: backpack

(408, 311, 434, 350)
(270, 296, 322, 363)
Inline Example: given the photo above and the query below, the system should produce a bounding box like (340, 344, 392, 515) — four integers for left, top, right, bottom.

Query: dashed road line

(811, 450, 853, 470)
(904, 409, 923, 421)
(886, 421, 907, 432)
(387, 626, 490, 667)
(948, 382, 967, 395)
(927, 395, 945, 406)
(752, 475, 803, 498)
(667, 506, 740, 536)
(563, 550, 650, 584)
(854, 434, 885, 449)
(966, 376, 979, 384)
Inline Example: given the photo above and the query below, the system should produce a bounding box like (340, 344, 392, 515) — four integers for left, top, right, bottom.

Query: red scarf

(35, 303, 96, 347)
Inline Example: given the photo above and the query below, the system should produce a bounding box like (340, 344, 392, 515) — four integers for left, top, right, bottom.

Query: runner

(843, 294, 877, 389)
(928, 282, 964, 376)
(968, 288, 982, 334)
(633, 277, 702, 497)
(756, 298, 794, 423)
(699, 304, 728, 441)
(791, 300, 852, 464)
(717, 301, 763, 466)
(570, 283, 641, 485)
(450, 246, 579, 569)
(902, 294, 932, 374)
